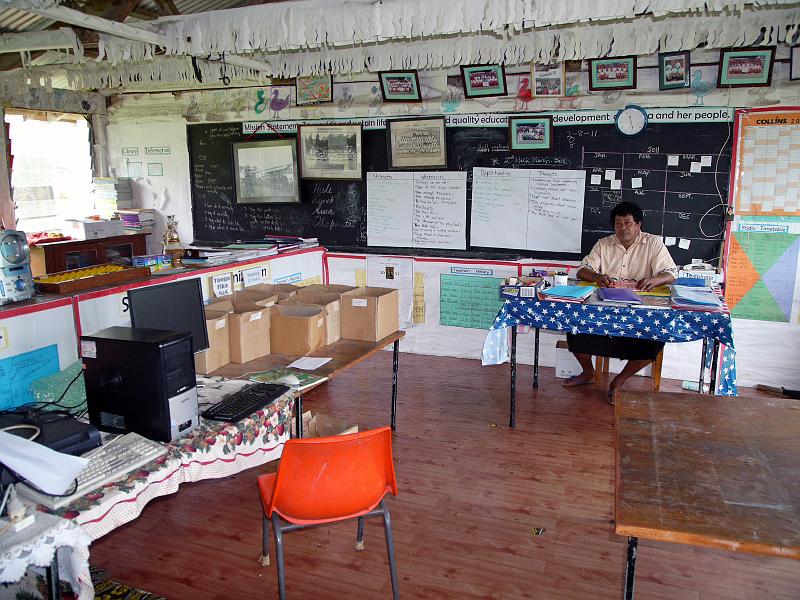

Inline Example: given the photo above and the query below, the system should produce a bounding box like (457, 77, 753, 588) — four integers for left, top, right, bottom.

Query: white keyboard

(18, 431, 168, 511)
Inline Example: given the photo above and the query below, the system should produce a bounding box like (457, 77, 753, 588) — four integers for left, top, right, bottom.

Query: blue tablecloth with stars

(482, 298, 738, 396)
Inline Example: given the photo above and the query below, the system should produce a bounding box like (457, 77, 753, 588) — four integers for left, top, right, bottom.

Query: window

(5, 110, 93, 233)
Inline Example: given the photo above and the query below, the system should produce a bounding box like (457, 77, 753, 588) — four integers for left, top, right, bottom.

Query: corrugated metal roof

(0, 8, 57, 33)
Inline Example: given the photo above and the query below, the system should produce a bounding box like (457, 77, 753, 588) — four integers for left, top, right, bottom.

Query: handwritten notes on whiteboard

(471, 167, 586, 253)
(367, 172, 467, 249)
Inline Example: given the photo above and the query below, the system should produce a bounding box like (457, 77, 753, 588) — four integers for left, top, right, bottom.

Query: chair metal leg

(259, 512, 271, 567)
(272, 514, 287, 600)
(356, 516, 365, 551)
(509, 325, 517, 428)
(45, 551, 59, 600)
(380, 500, 400, 600)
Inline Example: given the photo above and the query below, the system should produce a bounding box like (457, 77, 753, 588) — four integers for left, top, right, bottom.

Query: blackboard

(188, 118, 732, 264)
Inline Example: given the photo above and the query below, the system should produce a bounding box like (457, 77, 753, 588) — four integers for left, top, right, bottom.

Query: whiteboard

(471, 167, 586, 252)
(367, 171, 467, 249)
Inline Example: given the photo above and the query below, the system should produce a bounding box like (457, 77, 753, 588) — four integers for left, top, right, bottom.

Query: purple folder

(597, 287, 642, 303)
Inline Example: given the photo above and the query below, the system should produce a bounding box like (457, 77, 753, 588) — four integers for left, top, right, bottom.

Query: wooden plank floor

(89, 353, 800, 599)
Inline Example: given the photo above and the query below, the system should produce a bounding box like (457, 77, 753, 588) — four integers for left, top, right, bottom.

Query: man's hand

(636, 277, 658, 291)
(594, 273, 613, 287)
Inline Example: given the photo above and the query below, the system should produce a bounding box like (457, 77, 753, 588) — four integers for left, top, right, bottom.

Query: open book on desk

(248, 368, 327, 392)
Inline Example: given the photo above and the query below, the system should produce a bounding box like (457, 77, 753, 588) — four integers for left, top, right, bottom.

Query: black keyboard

(201, 383, 291, 423)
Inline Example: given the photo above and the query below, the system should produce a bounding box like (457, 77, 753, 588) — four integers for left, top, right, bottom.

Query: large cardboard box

(283, 292, 341, 346)
(244, 284, 299, 303)
(340, 287, 399, 342)
(206, 297, 272, 364)
(270, 305, 325, 355)
(194, 309, 230, 374)
(297, 284, 357, 297)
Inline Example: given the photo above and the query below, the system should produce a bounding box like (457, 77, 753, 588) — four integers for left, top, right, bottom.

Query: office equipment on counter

(82, 327, 199, 442)
(0, 229, 34, 305)
(17, 431, 167, 511)
(597, 287, 642, 304)
(0, 412, 100, 456)
(201, 382, 290, 423)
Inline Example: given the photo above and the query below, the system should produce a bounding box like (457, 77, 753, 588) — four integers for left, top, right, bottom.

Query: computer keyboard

(17, 431, 168, 511)
(201, 382, 290, 423)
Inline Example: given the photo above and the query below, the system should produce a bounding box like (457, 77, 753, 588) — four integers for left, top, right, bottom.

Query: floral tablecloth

(482, 298, 737, 396)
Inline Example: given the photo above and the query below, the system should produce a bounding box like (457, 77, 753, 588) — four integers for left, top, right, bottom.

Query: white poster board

(470, 167, 586, 252)
(367, 171, 467, 249)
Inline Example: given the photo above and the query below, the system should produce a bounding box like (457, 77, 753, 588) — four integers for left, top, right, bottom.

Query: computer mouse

(276, 374, 301, 386)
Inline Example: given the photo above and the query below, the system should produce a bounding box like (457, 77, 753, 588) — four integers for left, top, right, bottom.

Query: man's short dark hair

(610, 201, 643, 227)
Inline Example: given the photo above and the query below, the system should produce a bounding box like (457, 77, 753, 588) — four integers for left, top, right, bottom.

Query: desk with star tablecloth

(482, 298, 737, 427)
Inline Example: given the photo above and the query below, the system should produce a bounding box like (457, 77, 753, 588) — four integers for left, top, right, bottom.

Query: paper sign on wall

(213, 273, 233, 297)
(243, 267, 264, 287)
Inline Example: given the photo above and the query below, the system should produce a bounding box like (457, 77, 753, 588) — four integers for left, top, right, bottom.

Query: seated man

(563, 201, 677, 401)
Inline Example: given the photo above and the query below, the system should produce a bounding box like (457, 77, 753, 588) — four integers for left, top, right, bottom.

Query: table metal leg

(533, 327, 540, 389)
(698, 338, 708, 393)
(45, 551, 59, 600)
(391, 339, 399, 431)
(623, 536, 638, 600)
(708, 340, 720, 395)
(295, 395, 303, 439)
(510, 326, 517, 428)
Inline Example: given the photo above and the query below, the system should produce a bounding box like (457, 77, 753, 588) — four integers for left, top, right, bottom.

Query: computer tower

(81, 326, 199, 442)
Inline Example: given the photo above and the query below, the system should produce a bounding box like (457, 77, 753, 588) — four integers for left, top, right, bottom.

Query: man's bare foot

(562, 373, 595, 387)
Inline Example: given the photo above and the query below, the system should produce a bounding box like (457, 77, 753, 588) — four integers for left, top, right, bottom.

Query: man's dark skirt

(566, 333, 664, 361)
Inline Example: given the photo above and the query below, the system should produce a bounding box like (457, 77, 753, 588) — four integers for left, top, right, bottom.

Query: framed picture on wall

(460, 64, 507, 98)
(508, 116, 553, 152)
(789, 45, 800, 81)
(378, 71, 422, 102)
(295, 74, 333, 105)
(232, 139, 300, 204)
(297, 123, 363, 180)
(386, 116, 447, 170)
(717, 47, 775, 87)
(532, 63, 565, 97)
(658, 51, 691, 90)
(588, 56, 637, 91)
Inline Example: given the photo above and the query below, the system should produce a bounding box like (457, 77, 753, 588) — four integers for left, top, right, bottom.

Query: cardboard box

(244, 283, 300, 303)
(283, 292, 341, 345)
(65, 218, 125, 240)
(270, 305, 325, 355)
(209, 297, 272, 364)
(555, 340, 582, 379)
(340, 287, 399, 342)
(297, 284, 357, 297)
(194, 310, 230, 374)
(301, 411, 358, 438)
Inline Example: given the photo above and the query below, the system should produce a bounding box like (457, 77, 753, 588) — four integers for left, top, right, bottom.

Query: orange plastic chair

(257, 426, 399, 599)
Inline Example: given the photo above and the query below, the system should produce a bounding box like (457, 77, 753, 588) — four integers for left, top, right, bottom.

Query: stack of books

(231, 235, 319, 253)
(182, 247, 237, 267)
(595, 287, 643, 305)
(116, 208, 155, 233)
(539, 285, 594, 303)
(92, 178, 134, 215)
(670, 285, 723, 311)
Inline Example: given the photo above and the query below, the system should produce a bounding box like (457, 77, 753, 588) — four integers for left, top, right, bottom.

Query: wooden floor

(89, 353, 800, 600)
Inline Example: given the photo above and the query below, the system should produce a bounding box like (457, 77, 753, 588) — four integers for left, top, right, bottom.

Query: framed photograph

(232, 139, 300, 204)
(508, 116, 553, 152)
(532, 63, 565, 97)
(378, 70, 421, 102)
(386, 116, 447, 170)
(717, 47, 775, 87)
(792, 46, 800, 81)
(588, 56, 637, 91)
(658, 51, 691, 90)
(295, 74, 332, 105)
(297, 123, 363, 180)
(460, 64, 507, 98)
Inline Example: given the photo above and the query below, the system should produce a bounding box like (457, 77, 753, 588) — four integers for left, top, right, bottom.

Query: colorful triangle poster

(726, 232, 800, 322)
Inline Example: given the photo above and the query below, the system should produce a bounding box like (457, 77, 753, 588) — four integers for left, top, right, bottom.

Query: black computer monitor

(128, 278, 209, 354)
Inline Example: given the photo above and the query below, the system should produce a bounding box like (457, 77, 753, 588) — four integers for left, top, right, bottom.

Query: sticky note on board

(678, 238, 691, 249)
(668, 155, 679, 166)
(631, 177, 642, 189)
(591, 174, 602, 185)
(690, 162, 702, 173)
(605, 170, 615, 181)
(701, 156, 712, 166)
(611, 180, 621, 190)
(664, 237, 677, 246)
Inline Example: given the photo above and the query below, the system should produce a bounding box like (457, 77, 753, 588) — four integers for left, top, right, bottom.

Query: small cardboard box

(297, 284, 357, 297)
(206, 297, 272, 364)
(230, 290, 280, 309)
(244, 283, 300, 303)
(65, 218, 126, 240)
(340, 287, 399, 342)
(194, 309, 230, 374)
(270, 305, 325, 355)
(301, 411, 358, 438)
(283, 292, 341, 345)
(555, 340, 582, 379)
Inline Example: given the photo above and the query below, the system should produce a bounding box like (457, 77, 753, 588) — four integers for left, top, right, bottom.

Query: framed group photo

(718, 47, 776, 87)
(386, 116, 447, 170)
(508, 116, 553, 152)
(532, 63, 565, 97)
(588, 56, 637, 91)
(658, 51, 691, 90)
(232, 139, 300, 204)
(378, 71, 422, 102)
(460, 64, 507, 98)
(297, 123, 363, 180)
(295, 74, 333, 105)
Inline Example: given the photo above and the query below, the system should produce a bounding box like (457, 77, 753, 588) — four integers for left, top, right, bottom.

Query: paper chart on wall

(470, 167, 586, 252)
(366, 255, 414, 328)
(367, 171, 467, 249)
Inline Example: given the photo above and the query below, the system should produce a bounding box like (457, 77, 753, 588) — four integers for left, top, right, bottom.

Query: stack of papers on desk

(248, 368, 327, 392)
(670, 285, 722, 310)
(540, 285, 594, 302)
(597, 287, 642, 304)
